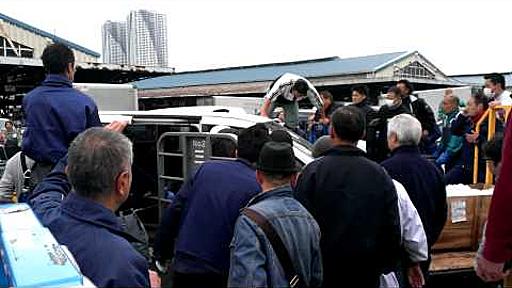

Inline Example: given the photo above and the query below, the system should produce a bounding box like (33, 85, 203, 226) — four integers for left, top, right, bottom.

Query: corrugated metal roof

(451, 75, 484, 86)
(451, 72, 512, 87)
(0, 13, 100, 58)
(134, 51, 411, 90)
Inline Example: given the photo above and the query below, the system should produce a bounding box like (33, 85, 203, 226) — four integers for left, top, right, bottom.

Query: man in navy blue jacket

(381, 114, 447, 285)
(29, 127, 149, 287)
(154, 124, 270, 288)
(22, 43, 101, 166)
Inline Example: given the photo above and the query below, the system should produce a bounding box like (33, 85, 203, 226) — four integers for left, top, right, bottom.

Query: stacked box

(432, 185, 493, 252)
(0, 204, 83, 287)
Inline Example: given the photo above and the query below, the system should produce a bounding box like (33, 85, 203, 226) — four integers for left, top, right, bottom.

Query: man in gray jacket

(0, 151, 35, 202)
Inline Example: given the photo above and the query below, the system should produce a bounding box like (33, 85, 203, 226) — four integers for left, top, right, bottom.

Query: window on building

(0, 36, 34, 58)
(394, 61, 435, 79)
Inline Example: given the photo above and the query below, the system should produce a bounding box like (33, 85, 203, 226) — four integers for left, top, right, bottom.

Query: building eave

(0, 12, 100, 58)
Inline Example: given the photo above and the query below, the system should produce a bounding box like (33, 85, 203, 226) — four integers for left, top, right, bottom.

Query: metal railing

(473, 105, 511, 185)
(156, 132, 237, 219)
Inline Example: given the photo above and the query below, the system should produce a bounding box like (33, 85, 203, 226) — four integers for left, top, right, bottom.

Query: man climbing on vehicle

(260, 73, 323, 132)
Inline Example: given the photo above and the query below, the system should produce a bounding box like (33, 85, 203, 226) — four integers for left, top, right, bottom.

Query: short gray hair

(68, 127, 133, 199)
(312, 135, 334, 158)
(387, 114, 422, 146)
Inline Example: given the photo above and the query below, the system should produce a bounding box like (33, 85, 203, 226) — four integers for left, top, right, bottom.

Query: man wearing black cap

(295, 106, 401, 288)
(228, 142, 322, 288)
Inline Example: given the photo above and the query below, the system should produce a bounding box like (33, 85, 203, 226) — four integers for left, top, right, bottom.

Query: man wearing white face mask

(366, 86, 412, 162)
(484, 73, 512, 108)
(378, 87, 411, 118)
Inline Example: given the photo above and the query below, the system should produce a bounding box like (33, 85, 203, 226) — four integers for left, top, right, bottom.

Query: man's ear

(66, 63, 75, 81)
(388, 132, 398, 148)
(329, 126, 336, 140)
(115, 171, 131, 200)
(255, 170, 264, 186)
(290, 172, 299, 188)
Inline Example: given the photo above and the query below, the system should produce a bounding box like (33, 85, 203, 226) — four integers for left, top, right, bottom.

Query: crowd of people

(0, 42, 510, 288)
(267, 71, 510, 187)
(256, 72, 512, 287)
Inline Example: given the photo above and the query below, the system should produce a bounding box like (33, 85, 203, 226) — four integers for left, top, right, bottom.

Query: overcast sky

(2, 0, 511, 74)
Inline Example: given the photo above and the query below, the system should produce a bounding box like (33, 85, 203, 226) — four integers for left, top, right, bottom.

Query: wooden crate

(433, 196, 477, 251)
(476, 196, 492, 243)
(430, 252, 476, 272)
(432, 195, 492, 252)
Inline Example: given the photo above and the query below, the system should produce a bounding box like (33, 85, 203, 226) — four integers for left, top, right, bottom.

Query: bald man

(434, 95, 463, 168)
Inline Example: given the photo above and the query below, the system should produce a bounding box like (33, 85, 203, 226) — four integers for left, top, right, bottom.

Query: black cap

(257, 142, 297, 173)
(270, 129, 293, 146)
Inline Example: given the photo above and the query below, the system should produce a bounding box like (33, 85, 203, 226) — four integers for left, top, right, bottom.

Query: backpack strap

(20, 152, 28, 173)
(242, 208, 305, 288)
(19, 152, 32, 195)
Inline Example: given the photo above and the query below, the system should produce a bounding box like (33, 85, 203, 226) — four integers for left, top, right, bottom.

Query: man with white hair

(381, 114, 447, 286)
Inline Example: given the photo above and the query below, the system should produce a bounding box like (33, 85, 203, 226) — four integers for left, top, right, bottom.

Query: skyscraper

(127, 10, 168, 67)
(102, 21, 128, 65)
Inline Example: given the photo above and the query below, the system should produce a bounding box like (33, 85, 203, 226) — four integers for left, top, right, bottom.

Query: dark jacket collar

(390, 145, 421, 156)
(236, 158, 256, 170)
(353, 98, 370, 108)
(324, 144, 366, 157)
(247, 185, 293, 207)
(61, 193, 139, 242)
(446, 109, 459, 118)
(42, 74, 73, 88)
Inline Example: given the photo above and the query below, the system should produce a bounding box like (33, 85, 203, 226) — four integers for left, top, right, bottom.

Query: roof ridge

(174, 51, 408, 75)
(174, 56, 340, 75)
(337, 50, 408, 61)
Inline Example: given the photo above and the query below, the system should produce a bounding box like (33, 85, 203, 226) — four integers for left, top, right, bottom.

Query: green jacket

(435, 110, 463, 165)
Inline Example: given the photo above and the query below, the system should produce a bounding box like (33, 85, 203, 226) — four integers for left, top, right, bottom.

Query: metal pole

(473, 109, 490, 184)
(485, 109, 496, 185)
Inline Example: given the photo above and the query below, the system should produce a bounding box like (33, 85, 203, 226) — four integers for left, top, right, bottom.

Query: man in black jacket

(351, 84, 378, 125)
(367, 86, 412, 162)
(381, 114, 447, 285)
(397, 80, 440, 155)
(295, 106, 401, 288)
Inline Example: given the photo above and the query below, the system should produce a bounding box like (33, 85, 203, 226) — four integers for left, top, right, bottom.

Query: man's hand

(407, 263, 425, 288)
(421, 130, 429, 140)
(465, 131, 480, 144)
(320, 117, 330, 126)
(476, 255, 508, 282)
(489, 101, 501, 109)
(149, 270, 161, 288)
(104, 120, 128, 133)
(259, 98, 271, 118)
